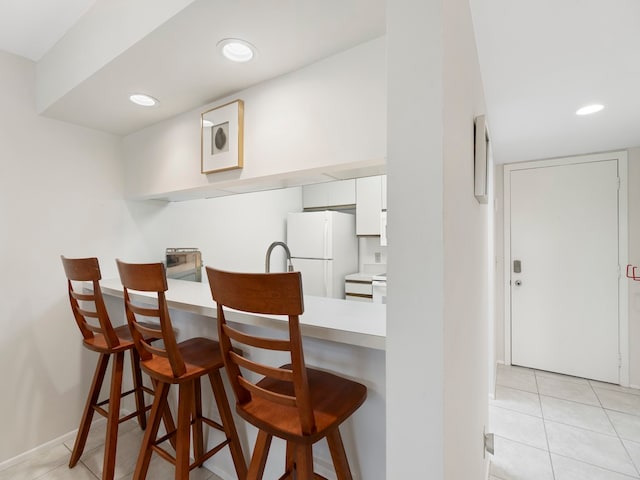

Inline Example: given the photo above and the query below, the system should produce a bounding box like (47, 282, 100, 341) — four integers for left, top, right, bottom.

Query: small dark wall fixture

(474, 114, 489, 204)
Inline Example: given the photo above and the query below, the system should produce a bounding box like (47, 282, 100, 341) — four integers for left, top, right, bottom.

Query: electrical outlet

(374, 252, 381, 263)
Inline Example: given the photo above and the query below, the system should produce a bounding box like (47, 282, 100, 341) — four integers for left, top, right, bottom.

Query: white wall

(387, 0, 490, 478)
(386, 1, 445, 477)
(0, 51, 148, 463)
(124, 187, 303, 272)
(442, 0, 490, 478)
(122, 36, 387, 199)
(629, 148, 640, 387)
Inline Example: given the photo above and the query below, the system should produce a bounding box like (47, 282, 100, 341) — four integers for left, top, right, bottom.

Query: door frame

(503, 151, 629, 385)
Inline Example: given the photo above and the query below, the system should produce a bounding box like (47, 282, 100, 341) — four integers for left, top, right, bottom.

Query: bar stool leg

(70, 354, 110, 468)
(208, 370, 248, 479)
(294, 444, 314, 480)
(176, 382, 194, 479)
(192, 378, 204, 463)
(326, 429, 353, 480)
(285, 441, 295, 476)
(247, 430, 272, 480)
(102, 351, 125, 480)
(134, 381, 170, 480)
(130, 348, 147, 430)
(149, 378, 178, 450)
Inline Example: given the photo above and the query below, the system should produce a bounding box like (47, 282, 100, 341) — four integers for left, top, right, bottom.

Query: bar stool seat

(116, 259, 247, 480)
(137, 337, 222, 383)
(206, 267, 367, 480)
(243, 364, 366, 444)
(82, 323, 141, 352)
(61, 256, 157, 480)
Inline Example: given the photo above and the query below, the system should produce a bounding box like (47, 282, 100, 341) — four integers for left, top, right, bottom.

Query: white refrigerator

(287, 211, 358, 298)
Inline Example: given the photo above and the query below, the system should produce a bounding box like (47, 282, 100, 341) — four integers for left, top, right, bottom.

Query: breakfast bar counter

(98, 277, 386, 350)
(97, 277, 386, 480)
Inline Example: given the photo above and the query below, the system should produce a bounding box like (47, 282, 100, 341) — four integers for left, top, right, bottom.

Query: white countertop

(97, 278, 386, 350)
(345, 272, 376, 282)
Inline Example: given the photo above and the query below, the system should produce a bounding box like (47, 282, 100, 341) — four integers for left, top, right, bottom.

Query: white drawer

(346, 293, 373, 303)
(345, 281, 373, 296)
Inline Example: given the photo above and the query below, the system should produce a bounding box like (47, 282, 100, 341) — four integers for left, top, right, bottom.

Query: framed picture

(201, 99, 244, 174)
(474, 114, 489, 204)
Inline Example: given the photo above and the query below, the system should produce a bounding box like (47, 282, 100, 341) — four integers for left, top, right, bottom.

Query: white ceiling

(6, 0, 386, 136)
(1, 0, 639, 164)
(0, 0, 97, 61)
(470, 0, 640, 163)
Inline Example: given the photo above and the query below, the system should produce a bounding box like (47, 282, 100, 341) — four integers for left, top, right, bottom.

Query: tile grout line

(537, 391, 607, 410)
(495, 366, 640, 479)
(492, 433, 552, 453)
(536, 371, 636, 477)
(62, 442, 101, 480)
(591, 379, 640, 478)
(590, 384, 640, 418)
(490, 403, 543, 421)
(535, 370, 557, 480)
(551, 451, 640, 480)
(79, 458, 101, 480)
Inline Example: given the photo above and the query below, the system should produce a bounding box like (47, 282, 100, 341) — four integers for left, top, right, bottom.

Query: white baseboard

(0, 420, 99, 472)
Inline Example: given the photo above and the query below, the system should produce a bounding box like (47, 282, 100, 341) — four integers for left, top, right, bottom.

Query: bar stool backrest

(116, 259, 186, 377)
(205, 268, 316, 435)
(61, 256, 119, 349)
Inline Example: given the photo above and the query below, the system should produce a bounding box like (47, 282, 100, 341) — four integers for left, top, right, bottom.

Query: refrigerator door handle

(323, 218, 330, 259)
(324, 260, 329, 297)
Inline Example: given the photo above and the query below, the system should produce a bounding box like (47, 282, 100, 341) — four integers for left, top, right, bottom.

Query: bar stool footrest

(277, 470, 328, 480)
(149, 413, 232, 471)
(92, 385, 153, 422)
(151, 438, 232, 471)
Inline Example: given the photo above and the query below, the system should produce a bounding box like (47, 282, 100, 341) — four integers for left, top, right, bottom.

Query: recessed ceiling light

(576, 104, 604, 116)
(217, 38, 256, 63)
(129, 93, 158, 107)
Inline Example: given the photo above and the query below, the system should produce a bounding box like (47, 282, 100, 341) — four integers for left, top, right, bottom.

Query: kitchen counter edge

(96, 277, 386, 351)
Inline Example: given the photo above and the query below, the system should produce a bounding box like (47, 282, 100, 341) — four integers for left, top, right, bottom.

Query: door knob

(514, 280, 522, 286)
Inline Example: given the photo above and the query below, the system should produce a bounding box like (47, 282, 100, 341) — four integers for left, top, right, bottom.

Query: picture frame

(474, 114, 489, 204)
(201, 99, 244, 174)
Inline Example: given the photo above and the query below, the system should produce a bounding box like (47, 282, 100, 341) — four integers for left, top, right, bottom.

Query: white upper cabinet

(356, 175, 386, 235)
(303, 179, 356, 210)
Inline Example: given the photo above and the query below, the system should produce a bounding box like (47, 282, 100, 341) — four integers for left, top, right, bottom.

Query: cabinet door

(303, 183, 330, 209)
(303, 179, 355, 209)
(356, 176, 382, 235)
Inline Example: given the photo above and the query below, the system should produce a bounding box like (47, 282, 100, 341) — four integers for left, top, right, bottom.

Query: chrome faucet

(265, 241, 294, 273)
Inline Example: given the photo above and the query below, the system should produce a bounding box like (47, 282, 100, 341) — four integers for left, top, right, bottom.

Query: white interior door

(510, 159, 620, 383)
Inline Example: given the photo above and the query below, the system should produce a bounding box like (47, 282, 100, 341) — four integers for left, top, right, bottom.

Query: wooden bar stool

(116, 259, 247, 480)
(206, 267, 367, 480)
(61, 256, 157, 480)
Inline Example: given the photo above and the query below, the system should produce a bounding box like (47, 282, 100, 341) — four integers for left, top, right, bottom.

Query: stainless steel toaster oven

(165, 248, 202, 282)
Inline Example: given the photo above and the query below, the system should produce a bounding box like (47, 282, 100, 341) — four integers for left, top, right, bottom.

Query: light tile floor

(0, 418, 223, 480)
(490, 364, 640, 480)
(11, 364, 640, 480)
